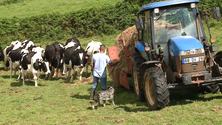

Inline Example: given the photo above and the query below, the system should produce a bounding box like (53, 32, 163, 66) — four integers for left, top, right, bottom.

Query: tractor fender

(139, 61, 161, 74)
(139, 61, 161, 88)
(214, 50, 222, 58)
(135, 42, 145, 52)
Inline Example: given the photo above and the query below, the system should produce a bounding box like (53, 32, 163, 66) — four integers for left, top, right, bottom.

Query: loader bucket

(119, 71, 130, 89)
(107, 46, 120, 79)
(108, 46, 119, 61)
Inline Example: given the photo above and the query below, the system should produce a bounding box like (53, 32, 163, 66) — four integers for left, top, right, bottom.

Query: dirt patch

(0, 69, 9, 75)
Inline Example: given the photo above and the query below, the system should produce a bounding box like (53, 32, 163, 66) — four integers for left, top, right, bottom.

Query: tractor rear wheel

(131, 52, 144, 101)
(143, 66, 170, 110)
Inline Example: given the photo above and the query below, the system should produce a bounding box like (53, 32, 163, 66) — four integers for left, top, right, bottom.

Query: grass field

(1, 0, 222, 124)
(0, 29, 222, 124)
(0, 64, 222, 124)
(0, 0, 122, 19)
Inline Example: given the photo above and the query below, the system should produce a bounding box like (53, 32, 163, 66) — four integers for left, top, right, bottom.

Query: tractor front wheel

(143, 66, 170, 110)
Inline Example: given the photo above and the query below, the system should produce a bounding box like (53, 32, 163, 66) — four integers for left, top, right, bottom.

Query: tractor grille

(180, 53, 206, 73)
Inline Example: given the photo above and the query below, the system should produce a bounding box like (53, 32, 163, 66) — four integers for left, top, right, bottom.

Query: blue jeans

(92, 75, 107, 90)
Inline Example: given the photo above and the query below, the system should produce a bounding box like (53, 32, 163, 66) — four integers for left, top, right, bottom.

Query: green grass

(0, 65, 222, 124)
(0, 0, 122, 19)
(1, 28, 222, 124)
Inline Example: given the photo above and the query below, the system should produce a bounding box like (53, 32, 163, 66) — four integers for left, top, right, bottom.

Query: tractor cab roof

(140, 0, 199, 12)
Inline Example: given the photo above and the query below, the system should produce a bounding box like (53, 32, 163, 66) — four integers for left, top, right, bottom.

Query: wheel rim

(132, 64, 139, 96)
(144, 74, 156, 106)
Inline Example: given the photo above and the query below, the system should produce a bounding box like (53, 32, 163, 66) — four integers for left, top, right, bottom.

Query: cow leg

(47, 67, 53, 79)
(22, 70, 25, 85)
(45, 73, 48, 79)
(56, 68, 59, 78)
(53, 67, 58, 78)
(33, 75, 38, 87)
(52, 67, 56, 78)
(67, 61, 72, 79)
(63, 63, 68, 78)
(17, 67, 22, 80)
(67, 68, 71, 78)
(79, 67, 84, 81)
(14, 68, 16, 77)
(70, 68, 74, 83)
(86, 63, 88, 77)
(10, 61, 12, 79)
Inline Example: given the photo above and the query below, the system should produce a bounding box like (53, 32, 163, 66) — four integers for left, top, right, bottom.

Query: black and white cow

(63, 38, 89, 82)
(0, 46, 4, 63)
(28, 46, 45, 60)
(4, 40, 22, 69)
(20, 51, 50, 86)
(85, 40, 106, 76)
(21, 40, 34, 50)
(45, 42, 65, 78)
(8, 47, 29, 79)
(65, 37, 80, 47)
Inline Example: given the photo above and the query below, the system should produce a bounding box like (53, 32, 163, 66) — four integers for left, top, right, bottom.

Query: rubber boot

(90, 88, 96, 100)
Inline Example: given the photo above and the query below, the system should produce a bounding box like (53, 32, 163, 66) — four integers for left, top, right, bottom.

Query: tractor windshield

(153, 4, 199, 43)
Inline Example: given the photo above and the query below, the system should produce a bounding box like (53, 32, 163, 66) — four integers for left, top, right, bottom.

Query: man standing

(90, 44, 111, 100)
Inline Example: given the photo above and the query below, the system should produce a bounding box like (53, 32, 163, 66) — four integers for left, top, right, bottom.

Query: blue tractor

(132, 0, 222, 110)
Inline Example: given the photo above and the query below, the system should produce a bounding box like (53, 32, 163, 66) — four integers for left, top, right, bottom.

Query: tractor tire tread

(131, 52, 145, 101)
(144, 66, 170, 110)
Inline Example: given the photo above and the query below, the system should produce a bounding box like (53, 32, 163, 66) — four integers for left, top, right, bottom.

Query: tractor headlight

(179, 48, 204, 56)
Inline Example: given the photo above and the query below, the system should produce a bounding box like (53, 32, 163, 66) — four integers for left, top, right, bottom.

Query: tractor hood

(169, 36, 203, 56)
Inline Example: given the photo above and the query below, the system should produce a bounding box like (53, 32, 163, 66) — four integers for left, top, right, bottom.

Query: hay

(109, 25, 138, 87)
(63, 76, 93, 87)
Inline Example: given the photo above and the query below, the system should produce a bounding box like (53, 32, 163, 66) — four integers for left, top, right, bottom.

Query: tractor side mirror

(135, 18, 144, 41)
(135, 18, 144, 31)
(213, 7, 220, 19)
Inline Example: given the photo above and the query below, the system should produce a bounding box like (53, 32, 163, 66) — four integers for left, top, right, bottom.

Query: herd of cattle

(0, 38, 104, 86)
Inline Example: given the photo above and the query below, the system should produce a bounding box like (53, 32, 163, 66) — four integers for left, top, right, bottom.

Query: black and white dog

(92, 86, 115, 109)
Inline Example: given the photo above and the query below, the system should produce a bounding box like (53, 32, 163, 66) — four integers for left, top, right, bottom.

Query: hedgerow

(0, 0, 220, 46)
(0, 2, 139, 45)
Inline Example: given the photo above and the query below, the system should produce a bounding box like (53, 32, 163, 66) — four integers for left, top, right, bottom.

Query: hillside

(0, 0, 122, 19)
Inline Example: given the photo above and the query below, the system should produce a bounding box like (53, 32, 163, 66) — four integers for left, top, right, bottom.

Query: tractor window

(153, 4, 200, 43)
(142, 15, 148, 45)
(145, 11, 152, 45)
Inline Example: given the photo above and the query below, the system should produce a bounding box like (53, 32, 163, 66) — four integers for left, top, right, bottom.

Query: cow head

(76, 47, 89, 68)
(34, 59, 50, 74)
(33, 59, 41, 70)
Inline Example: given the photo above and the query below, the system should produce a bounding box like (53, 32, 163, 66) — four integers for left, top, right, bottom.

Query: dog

(92, 86, 115, 109)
